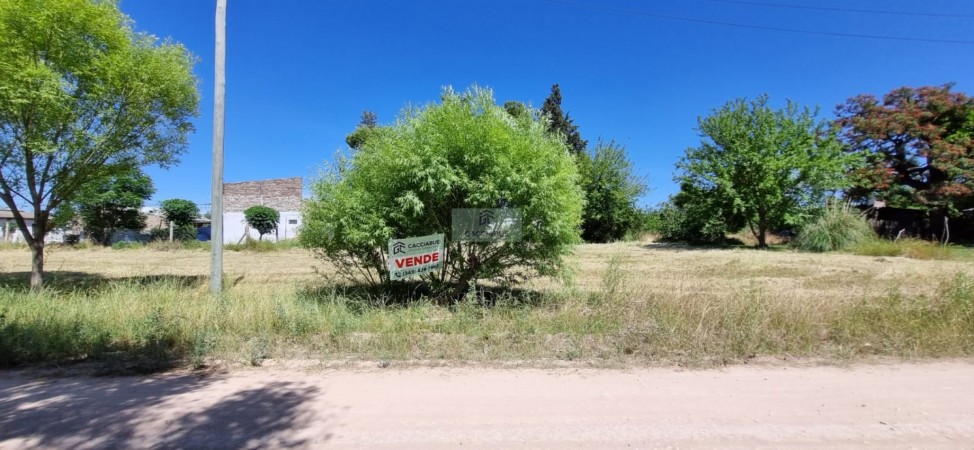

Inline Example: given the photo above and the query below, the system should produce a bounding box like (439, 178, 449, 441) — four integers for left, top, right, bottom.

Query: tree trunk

(29, 211, 50, 292)
(30, 240, 44, 292)
(756, 211, 769, 249)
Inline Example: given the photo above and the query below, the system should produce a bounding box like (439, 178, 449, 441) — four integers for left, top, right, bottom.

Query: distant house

(0, 209, 68, 244)
(0, 209, 32, 243)
(221, 177, 303, 244)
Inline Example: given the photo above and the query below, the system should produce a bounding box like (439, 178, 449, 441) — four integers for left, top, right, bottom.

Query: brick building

(222, 177, 303, 243)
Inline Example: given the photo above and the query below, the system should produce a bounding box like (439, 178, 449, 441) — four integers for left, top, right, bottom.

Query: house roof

(0, 209, 34, 220)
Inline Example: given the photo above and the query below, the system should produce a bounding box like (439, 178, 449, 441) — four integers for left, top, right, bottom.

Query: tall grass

(852, 238, 969, 261)
(2, 267, 971, 369)
(0, 242, 30, 251)
(793, 202, 875, 252)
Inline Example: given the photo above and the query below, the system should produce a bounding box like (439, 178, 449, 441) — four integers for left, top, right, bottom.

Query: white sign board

(388, 233, 445, 280)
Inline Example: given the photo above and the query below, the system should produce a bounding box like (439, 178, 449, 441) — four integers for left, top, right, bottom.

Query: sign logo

(478, 209, 495, 226)
(387, 233, 445, 281)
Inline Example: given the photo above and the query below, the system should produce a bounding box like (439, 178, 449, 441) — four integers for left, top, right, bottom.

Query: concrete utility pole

(210, 0, 227, 294)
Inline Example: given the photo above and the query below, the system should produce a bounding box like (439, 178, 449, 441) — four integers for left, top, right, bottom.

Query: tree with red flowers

(835, 84, 974, 213)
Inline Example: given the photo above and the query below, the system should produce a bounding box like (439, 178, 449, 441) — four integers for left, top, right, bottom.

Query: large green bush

(301, 86, 584, 300)
(655, 200, 731, 244)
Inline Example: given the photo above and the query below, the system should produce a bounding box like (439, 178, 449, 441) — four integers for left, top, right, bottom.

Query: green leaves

(160, 199, 199, 228)
(577, 141, 647, 242)
(303, 86, 584, 295)
(0, 0, 199, 288)
(72, 168, 155, 245)
(243, 206, 280, 240)
(675, 95, 850, 247)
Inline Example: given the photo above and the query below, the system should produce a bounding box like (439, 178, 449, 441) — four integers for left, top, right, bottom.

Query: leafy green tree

(676, 95, 849, 247)
(345, 110, 381, 150)
(0, 0, 199, 290)
(577, 141, 647, 242)
(836, 84, 974, 213)
(540, 84, 587, 155)
(72, 169, 155, 245)
(160, 199, 199, 241)
(302, 86, 583, 300)
(244, 205, 280, 241)
(160, 199, 199, 227)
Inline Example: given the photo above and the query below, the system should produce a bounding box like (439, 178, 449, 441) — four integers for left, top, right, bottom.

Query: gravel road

(2, 361, 973, 449)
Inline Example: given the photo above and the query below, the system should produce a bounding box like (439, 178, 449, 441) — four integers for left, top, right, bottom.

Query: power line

(542, 0, 974, 45)
(709, 0, 974, 20)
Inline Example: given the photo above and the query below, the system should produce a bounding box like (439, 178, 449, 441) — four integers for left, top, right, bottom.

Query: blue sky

(121, 0, 974, 210)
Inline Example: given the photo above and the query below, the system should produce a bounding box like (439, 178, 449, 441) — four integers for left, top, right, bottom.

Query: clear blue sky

(121, 0, 974, 210)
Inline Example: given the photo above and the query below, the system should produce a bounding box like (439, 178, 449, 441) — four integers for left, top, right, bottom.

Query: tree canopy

(160, 199, 199, 228)
(540, 84, 587, 155)
(244, 205, 280, 241)
(67, 168, 154, 245)
(836, 84, 974, 213)
(345, 110, 382, 150)
(577, 141, 647, 242)
(675, 95, 850, 247)
(0, 0, 199, 290)
(302, 86, 583, 300)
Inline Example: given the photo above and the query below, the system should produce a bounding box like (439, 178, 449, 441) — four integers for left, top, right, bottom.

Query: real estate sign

(388, 233, 445, 280)
(451, 208, 522, 242)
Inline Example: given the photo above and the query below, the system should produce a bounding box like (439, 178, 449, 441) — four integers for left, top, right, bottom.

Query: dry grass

(1, 243, 972, 369)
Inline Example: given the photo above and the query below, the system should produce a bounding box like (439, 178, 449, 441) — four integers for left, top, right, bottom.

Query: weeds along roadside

(1, 252, 971, 370)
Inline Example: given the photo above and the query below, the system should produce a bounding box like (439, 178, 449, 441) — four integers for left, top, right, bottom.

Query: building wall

(221, 177, 303, 244)
(0, 218, 23, 243)
(0, 218, 65, 243)
(224, 177, 303, 213)
(223, 211, 301, 244)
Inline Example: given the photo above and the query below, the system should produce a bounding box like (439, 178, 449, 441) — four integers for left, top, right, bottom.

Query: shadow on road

(0, 373, 328, 448)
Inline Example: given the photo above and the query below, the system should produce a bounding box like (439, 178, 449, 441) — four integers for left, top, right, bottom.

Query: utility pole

(210, 0, 227, 294)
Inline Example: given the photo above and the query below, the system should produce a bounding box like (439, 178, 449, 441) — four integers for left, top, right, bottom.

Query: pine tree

(540, 84, 587, 155)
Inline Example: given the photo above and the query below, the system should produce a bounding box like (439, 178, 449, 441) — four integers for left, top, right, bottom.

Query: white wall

(222, 211, 301, 244)
(0, 219, 65, 244)
(1, 218, 29, 243)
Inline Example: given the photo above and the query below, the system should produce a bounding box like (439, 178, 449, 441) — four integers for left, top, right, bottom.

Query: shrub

(225, 239, 277, 252)
(301, 86, 583, 301)
(149, 228, 170, 242)
(655, 201, 730, 244)
(793, 202, 875, 252)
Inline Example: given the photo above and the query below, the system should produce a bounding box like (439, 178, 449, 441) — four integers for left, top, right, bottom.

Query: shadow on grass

(0, 373, 328, 448)
(0, 271, 206, 293)
(298, 281, 549, 312)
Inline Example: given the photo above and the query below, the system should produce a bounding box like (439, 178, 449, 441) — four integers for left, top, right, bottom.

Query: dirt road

(2, 361, 973, 449)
